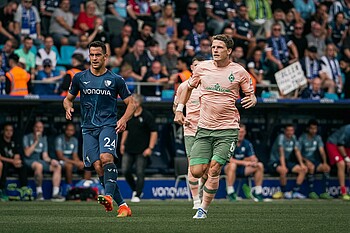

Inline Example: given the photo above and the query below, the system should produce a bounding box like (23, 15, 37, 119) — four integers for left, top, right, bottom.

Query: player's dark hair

(89, 41, 107, 54)
(192, 55, 205, 63)
(212, 34, 234, 50)
(307, 119, 319, 128)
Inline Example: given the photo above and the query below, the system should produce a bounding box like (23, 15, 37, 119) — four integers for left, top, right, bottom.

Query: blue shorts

(24, 159, 50, 173)
(236, 166, 246, 177)
(82, 126, 118, 169)
(268, 161, 298, 174)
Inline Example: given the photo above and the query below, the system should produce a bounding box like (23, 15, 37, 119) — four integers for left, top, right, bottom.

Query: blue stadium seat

(324, 93, 339, 100)
(55, 65, 67, 73)
(0, 44, 4, 50)
(59, 45, 76, 66)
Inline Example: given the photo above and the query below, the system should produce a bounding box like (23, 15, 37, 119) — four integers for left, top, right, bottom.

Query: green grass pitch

(0, 200, 349, 233)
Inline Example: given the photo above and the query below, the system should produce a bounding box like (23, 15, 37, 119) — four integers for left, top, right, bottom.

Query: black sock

(293, 184, 301, 193)
(307, 174, 315, 192)
(281, 185, 286, 193)
(322, 173, 330, 193)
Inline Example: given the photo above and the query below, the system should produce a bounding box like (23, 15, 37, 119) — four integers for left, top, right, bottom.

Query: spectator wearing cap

(5, 53, 31, 96)
(33, 58, 64, 95)
(153, 19, 171, 55)
(36, 36, 58, 71)
(300, 46, 331, 90)
(60, 53, 85, 96)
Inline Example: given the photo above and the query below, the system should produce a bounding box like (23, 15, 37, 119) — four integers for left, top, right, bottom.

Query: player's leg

(47, 161, 64, 201)
(316, 162, 332, 199)
(305, 160, 318, 199)
(134, 153, 147, 202)
(246, 163, 264, 201)
(0, 161, 6, 200)
(31, 161, 44, 200)
(290, 163, 307, 199)
(224, 159, 237, 201)
(64, 163, 74, 186)
(274, 164, 288, 199)
(185, 136, 200, 208)
(121, 152, 137, 199)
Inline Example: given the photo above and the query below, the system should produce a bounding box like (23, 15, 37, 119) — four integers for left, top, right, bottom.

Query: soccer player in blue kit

(63, 41, 135, 217)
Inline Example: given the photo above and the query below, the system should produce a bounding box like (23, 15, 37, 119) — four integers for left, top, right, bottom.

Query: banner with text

(275, 62, 307, 95)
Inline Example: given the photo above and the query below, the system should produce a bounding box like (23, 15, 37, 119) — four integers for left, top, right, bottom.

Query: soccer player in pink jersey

(173, 56, 205, 210)
(174, 34, 257, 219)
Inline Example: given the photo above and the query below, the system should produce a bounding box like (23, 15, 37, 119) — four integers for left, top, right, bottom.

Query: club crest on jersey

(104, 80, 112, 87)
(228, 72, 235, 82)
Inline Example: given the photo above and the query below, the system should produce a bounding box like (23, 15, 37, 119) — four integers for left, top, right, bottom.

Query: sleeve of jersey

(55, 136, 63, 152)
(116, 76, 132, 100)
(316, 135, 324, 148)
(69, 73, 80, 96)
(247, 141, 255, 157)
(73, 138, 78, 153)
(240, 69, 255, 95)
(188, 65, 201, 89)
(174, 82, 185, 105)
(43, 137, 48, 153)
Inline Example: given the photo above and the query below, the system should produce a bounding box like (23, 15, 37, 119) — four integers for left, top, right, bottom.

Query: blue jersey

(298, 133, 324, 161)
(55, 134, 78, 159)
(270, 134, 299, 163)
(69, 69, 131, 129)
(231, 139, 255, 160)
(327, 124, 350, 146)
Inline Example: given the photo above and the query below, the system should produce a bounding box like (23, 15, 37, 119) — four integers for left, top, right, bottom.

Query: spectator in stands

(222, 26, 234, 39)
(23, 121, 65, 201)
(36, 36, 58, 71)
(0, 56, 5, 95)
(271, 0, 296, 15)
(321, 43, 342, 95)
(14, 0, 43, 43)
(120, 93, 158, 202)
(343, 29, 350, 61)
(300, 46, 332, 90)
(340, 57, 350, 99)
(144, 40, 162, 69)
(49, 0, 80, 47)
(110, 24, 134, 68)
(300, 78, 325, 99)
(245, 0, 272, 34)
(1, 39, 17, 72)
(149, 0, 175, 20)
(178, 1, 200, 39)
(60, 53, 85, 96)
(232, 4, 256, 58)
(69, 0, 85, 18)
(283, 9, 296, 38)
(141, 60, 169, 97)
(5, 54, 30, 96)
(55, 122, 90, 192)
(160, 41, 179, 76)
(73, 35, 90, 61)
(33, 59, 64, 95)
(269, 124, 308, 199)
(205, 0, 234, 36)
(298, 119, 332, 199)
(123, 39, 148, 82)
(306, 22, 326, 59)
(290, 22, 308, 59)
(158, 3, 179, 43)
(136, 22, 155, 48)
(105, 0, 127, 22)
(327, 12, 348, 50)
(328, 0, 350, 25)
(153, 19, 171, 56)
(265, 23, 299, 83)
(195, 38, 212, 60)
(86, 17, 111, 55)
(224, 124, 264, 202)
(185, 18, 209, 58)
(0, 1, 19, 44)
(304, 3, 329, 37)
(0, 123, 28, 201)
(263, 9, 286, 39)
(294, 0, 316, 21)
(14, 36, 36, 80)
(74, 0, 97, 34)
(127, 0, 154, 37)
(326, 124, 350, 200)
(39, 0, 60, 37)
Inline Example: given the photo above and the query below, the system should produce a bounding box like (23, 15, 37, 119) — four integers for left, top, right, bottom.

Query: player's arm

(337, 145, 350, 161)
(279, 146, 286, 168)
(120, 130, 128, 155)
(116, 95, 136, 133)
(294, 147, 306, 167)
(174, 84, 193, 125)
(318, 146, 328, 164)
(241, 70, 257, 109)
(144, 131, 158, 157)
(63, 93, 76, 120)
(230, 157, 249, 166)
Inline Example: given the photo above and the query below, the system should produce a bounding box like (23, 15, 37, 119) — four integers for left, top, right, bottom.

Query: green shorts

(184, 135, 196, 157)
(189, 127, 238, 166)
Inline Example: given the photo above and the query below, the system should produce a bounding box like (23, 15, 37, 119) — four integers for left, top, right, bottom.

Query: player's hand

(65, 107, 74, 120)
(281, 165, 288, 175)
(13, 159, 22, 168)
(300, 163, 307, 172)
(51, 159, 60, 167)
(241, 95, 256, 109)
(174, 111, 185, 125)
(323, 162, 331, 173)
(143, 148, 152, 157)
(116, 118, 127, 133)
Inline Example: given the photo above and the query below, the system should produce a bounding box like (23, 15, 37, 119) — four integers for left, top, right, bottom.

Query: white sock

(36, 187, 43, 194)
(227, 186, 234, 195)
(53, 186, 60, 196)
(255, 186, 262, 194)
(120, 203, 128, 207)
(193, 194, 200, 202)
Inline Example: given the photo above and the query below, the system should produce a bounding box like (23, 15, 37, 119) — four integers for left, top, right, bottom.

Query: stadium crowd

(0, 0, 349, 99)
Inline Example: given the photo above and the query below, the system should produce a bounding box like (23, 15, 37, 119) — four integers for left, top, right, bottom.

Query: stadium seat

(0, 44, 4, 50)
(173, 157, 191, 201)
(105, 15, 124, 37)
(324, 93, 339, 100)
(59, 45, 76, 66)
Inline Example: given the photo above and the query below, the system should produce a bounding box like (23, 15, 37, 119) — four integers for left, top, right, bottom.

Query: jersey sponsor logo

(83, 81, 90, 85)
(104, 80, 112, 87)
(205, 83, 230, 93)
(82, 88, 111, 95)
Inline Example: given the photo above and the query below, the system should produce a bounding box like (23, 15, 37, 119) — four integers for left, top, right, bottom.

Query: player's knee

(337, 160, 345, 170)
(34, 163, 43, 172)
(257, 162, 264, 170)
(100, 153, 113, 166)
(190, 165, 204, 178)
